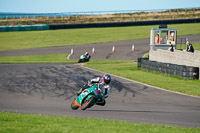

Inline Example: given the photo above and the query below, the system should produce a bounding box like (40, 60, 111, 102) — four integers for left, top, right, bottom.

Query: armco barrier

(138, 58, 199, 80)
(49, 18, 200, 30)
(0, 24, 49, 32)
(1, 18, 199, 31)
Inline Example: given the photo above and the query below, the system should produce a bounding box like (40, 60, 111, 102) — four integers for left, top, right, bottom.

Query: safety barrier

(138, 58, 199, 80)
(0, 24, 49, 32)
(1, 18, 199, 31)
(49, 18, 200, 30)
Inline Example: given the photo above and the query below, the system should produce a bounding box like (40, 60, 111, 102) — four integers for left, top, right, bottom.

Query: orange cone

(112, 46, 115, 52)
(132, 45, 135, 51)
(70, 48, 74, 55)
(92, 47, 95, 54)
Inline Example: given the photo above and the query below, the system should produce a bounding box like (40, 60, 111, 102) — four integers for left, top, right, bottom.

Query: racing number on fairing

(81, 89, 89, 95)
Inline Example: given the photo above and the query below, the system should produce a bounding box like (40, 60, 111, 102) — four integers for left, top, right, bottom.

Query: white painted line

(67, 54, 72, 60)
(80, 64, 200, 99)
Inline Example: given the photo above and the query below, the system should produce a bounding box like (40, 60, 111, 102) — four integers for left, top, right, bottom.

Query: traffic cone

(92, 47, 95, 54)
(70, 48, 74, 55)
(112, 46, 115, 52)
(132, 45, 135, 51)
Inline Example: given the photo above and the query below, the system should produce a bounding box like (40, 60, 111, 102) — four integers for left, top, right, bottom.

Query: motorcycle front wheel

(81, 96, 95, 110)
(71, 99, 79, 110)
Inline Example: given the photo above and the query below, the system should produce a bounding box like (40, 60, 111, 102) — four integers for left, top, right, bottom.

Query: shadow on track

(0, 64, 141, 101)
(87, 109, 174, 114)
(1, 64, 99, 100)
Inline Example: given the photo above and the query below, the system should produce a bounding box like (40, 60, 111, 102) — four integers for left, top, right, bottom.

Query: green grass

(0, 23, 200, 50)
(85, 60, 200, 96)
(0, 112, 199, 133)
(0, 54, 77, 63)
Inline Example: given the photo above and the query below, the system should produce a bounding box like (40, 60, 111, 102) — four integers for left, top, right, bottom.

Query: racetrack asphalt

(0, 34, 200, 127)
(0, 63, 200, 128)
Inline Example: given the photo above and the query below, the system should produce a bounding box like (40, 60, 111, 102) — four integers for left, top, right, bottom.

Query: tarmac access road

(0, 34, 200, 60)
(0, 63, 200, 128)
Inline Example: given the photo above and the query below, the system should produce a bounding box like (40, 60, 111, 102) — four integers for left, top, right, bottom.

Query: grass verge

(0, 54, 77, 63)
(0, 23, 200, 50)
(85, 60, 200, 96)
(0, 112, 199, 133)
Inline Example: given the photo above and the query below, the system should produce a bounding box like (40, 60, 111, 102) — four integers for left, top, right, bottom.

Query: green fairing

(76, 83, 104, 108)
(80, 55, 85, 59)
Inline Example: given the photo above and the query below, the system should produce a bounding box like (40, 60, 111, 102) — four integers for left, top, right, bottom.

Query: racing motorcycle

(78, 54, 91, 63)
(71, 83, 104, 110)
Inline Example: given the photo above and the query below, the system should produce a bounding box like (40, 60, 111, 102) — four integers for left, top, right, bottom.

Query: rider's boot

(77, 88, 83, 96)
(96, 99, 106, 106)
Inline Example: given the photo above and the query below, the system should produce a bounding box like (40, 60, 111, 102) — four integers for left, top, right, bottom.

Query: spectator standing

(186, 41, 194, 53)
(168, 42, 174, 52)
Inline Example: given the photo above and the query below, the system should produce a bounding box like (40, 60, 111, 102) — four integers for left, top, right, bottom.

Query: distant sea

(0, 10, 139, 19)
(0, 12, 76, 19)
(0, 11, 118, 19)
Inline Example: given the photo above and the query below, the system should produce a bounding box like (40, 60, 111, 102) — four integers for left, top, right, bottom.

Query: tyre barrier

(138, 58, 199, 80)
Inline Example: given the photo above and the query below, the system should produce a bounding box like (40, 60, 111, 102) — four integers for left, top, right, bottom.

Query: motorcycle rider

(79, 52, 91, 63)
(81, 52, 90, 60)
(77, 74, 111, 106)
(84, 52, 91, 60)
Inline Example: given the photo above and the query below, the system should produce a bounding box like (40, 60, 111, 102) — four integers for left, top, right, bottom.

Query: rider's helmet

(85, 52, 89, 56)
(101, 74, 111, 84)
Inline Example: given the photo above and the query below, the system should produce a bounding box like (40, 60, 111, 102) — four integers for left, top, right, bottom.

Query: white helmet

(85, 52, 89, 55)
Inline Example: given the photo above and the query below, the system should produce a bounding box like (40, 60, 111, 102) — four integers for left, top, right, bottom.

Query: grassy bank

(85, 60, 200, 96)
(1, 8, 199, 26)
(0, 112, 199, 133)
(0, 54, 76, 63)
(0, 23, 200, 50)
